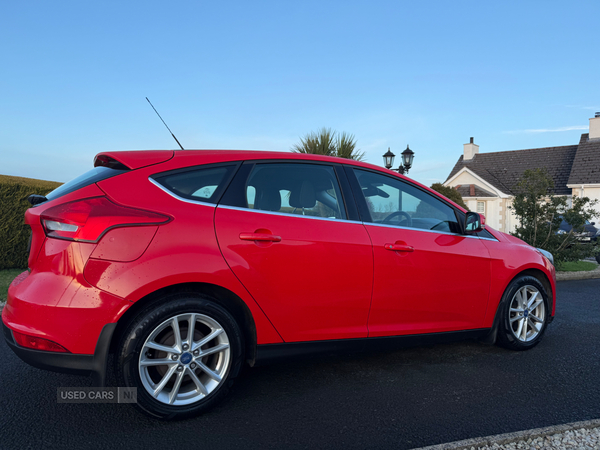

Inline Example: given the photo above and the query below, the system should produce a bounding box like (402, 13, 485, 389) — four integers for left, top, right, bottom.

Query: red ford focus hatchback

(3, 150, 556, 419)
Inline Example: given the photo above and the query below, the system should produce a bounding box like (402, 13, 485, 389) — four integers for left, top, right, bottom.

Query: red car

(3, 150, 556, 419)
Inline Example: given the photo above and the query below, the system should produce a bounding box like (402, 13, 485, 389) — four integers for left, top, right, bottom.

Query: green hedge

(0, 175, 62, 270)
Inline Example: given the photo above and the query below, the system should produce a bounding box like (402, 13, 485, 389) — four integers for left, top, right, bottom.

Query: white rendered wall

(574, 187, 600, 223)
(590, 116, 600, 140)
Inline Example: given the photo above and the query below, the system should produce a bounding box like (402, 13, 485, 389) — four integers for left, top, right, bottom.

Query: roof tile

(567, 134, 600, 185)
(446, 144, 578, 195)
(455, 184, 496, 197)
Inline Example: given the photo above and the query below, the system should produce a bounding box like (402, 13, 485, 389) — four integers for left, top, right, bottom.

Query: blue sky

(1, 1, 599, 186)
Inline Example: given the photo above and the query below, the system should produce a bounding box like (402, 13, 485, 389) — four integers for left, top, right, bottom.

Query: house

(443, 113, 600, 233)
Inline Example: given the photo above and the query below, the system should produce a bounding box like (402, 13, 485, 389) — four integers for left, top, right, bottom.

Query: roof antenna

(145, 97, 184, 150)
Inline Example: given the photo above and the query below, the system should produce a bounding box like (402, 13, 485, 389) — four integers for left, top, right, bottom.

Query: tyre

(496, 275, 549, 351)
(116, 294, 244, 420)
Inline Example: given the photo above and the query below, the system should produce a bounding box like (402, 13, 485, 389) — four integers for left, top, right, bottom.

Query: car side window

(152, 165, 237, 204)
(244, 163, 346, 220)
(353, 168, 460, 233)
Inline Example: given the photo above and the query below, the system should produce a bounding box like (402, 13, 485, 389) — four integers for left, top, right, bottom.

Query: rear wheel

(496, 276, 549, 351)
(116, 294, 244, 419)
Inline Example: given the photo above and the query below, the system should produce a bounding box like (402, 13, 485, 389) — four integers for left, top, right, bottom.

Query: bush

(509, 168, 598, 267)
(0, 175, 62, 270)
(430, 183, 469, 210)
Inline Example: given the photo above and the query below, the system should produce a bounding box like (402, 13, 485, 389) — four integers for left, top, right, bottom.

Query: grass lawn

(557, 260, 598, 272)
(0, 269, 24, 303)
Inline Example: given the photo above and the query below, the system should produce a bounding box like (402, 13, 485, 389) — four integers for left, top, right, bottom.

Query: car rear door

(215, 161, 373, 343)
(348, 167, 492, 337)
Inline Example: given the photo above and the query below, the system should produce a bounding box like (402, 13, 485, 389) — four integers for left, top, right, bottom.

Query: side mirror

(465, 212, 485, 233)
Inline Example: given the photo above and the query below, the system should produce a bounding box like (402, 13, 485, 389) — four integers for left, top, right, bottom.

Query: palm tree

(292, 128, 365, 161)
(335, 132, 364, 160)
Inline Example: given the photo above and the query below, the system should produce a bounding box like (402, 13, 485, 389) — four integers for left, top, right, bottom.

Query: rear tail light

(44, 220, 79, 233)
(12, 331, 69, 353)
(40, 196, 171, 242)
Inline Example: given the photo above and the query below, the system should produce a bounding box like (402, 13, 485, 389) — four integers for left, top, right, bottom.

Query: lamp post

(382, 145, 415, 174)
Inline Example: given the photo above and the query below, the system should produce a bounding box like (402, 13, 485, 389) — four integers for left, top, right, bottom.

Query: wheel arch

(109, 282, 257, 365)
(481, 267, 554, 345)
(518, 268, 554, 311)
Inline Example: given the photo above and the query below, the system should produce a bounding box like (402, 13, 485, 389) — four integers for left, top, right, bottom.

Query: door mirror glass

(465, 212, 485, 233)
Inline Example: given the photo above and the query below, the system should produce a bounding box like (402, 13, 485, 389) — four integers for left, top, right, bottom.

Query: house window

(477, 201, 485, 214)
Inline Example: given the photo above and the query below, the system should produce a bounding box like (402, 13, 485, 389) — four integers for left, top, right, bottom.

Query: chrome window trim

(148, 177, 217, 208)
(364, 221, 498, 240)
(149, 176, 500, 240)
(475, 235, 499, 241)
(217, 204, 362, 225)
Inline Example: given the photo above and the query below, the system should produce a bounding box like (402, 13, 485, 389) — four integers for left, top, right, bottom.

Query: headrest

(289, 181, 316, 209)
(255, 189, 281, 212)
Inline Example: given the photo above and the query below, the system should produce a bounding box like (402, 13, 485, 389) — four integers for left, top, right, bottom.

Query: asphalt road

(1, 279, 599, 450)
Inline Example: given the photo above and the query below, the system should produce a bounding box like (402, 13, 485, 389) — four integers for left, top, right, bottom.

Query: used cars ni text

(2, 150, 556, 419)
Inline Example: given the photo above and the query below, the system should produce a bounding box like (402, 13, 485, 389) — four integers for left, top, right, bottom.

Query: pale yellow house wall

(572, 186, 600, 223)
(466, 198, 503, 231)
(504, 198, 518, 234)
(448, 171, 491, 189)
(444, 170, 507, 232)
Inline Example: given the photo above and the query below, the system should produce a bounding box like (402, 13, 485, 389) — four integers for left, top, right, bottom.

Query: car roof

(97, 148, 396, 173)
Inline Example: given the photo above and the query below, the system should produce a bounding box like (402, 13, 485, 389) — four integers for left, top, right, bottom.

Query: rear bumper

(2, 267, 131, 386)
(3, 269, 130, 354)
(2, 320, 116, 386)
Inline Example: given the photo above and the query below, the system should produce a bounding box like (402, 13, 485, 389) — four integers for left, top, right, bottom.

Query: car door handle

(239, 232, 282, 242)
(384, 243, 414, 252)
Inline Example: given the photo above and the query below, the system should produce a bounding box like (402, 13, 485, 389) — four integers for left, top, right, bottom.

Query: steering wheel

(382, 211, 412, 226)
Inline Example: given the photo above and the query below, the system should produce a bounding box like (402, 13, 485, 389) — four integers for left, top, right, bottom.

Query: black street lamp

(383, 148, 395, 170)
(382, 145, 415, 174)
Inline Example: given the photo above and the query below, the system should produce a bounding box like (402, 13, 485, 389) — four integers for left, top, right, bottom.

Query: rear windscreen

(45, 166, 128, 202)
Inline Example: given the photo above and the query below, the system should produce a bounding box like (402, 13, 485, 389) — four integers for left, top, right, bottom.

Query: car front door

(215, 161, 373, 343)
(349, 168, 492, 337)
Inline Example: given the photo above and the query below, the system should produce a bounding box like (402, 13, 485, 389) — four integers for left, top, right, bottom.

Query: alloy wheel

(138, 313, 231, 406)
(508, 285, 546, 342)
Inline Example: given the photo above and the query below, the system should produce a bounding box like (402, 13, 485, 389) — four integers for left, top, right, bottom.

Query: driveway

(0, 279, 598, 450)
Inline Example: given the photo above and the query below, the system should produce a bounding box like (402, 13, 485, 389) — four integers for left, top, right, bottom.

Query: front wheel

(496, 276, 550, 351)
(116, 295, 244, 419)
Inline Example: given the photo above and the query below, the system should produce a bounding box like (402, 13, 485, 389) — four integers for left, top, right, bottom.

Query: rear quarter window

(151, 164, 238, 204)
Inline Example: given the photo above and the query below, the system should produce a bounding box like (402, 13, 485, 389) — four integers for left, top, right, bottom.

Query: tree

(430, 183, 469, 210)
(292, 128, 365, 161)
(509, 168, 598, 267)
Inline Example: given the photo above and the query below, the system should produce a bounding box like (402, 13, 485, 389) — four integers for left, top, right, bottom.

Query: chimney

(463, 137, 479, 160)
(470, 184, 475, 196)
(590, 113, 600, 140)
